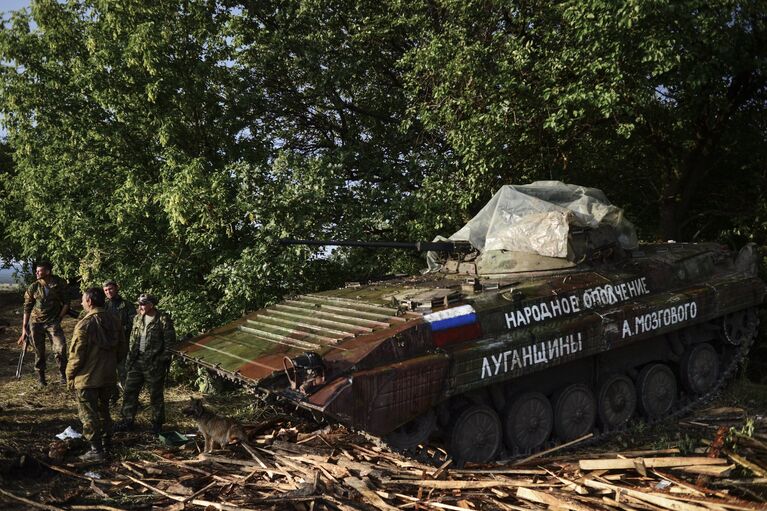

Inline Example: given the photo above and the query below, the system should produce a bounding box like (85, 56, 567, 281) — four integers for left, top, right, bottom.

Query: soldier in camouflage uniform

(18, 261, 70, 387)
(116, 294, 176, 434)
(103, 280, 135, 403)
(66, 287, 125, 462)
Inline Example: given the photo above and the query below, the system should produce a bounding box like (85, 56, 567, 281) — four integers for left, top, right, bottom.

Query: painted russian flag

(423, 305, 483, 347)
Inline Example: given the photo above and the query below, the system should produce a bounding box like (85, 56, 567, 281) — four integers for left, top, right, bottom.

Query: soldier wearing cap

(102, 280, 136, 401)
(116, 294, 176, 434)
(18, 261, 70, 387)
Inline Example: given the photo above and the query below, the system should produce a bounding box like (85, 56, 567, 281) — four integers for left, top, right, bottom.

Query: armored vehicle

(174, 182, 765, 463)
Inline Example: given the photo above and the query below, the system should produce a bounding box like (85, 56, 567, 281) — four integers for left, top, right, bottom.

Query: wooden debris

(450, 467, 547, 475)
(124, 473, 264, 511)
(182, 481, 218, 503)
(12, 416, 765, 511)
(598, 448, 682, 458)
(513, 432, 594, 466)
(712, 478, 767, 486)
(100, 437, 767, 511)
(677, 464, 734, 477)
(0, 488, 65, 511)
(385, 479, 551, 489)
(579, 457, 728, 471)
(583, 478, 712, 511)
(69, 506, 131, 511)
(345, 476, 399, 511)
(696, 425, 728, 489)
(430, 457, 453, 479)
(544, 468, 589, 495)
(734, 432, 767, 452)
(723, 449, 767, 478)
(651, 469, 725, 498)
(516, 487, 594, 511)
(35, 458, 119, 487)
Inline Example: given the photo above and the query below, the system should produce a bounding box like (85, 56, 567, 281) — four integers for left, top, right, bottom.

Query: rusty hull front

(174, 242, 766, 437)
(174, 293, 425, 382)
(173, 291, 451, 434)
(309, 353, 450, 436)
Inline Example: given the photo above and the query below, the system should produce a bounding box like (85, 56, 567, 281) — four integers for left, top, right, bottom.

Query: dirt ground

(0, 289, 274, 509)
(1, 288, 766, 509)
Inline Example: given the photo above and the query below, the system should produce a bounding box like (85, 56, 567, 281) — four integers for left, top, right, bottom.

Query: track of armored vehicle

(174, 183, 765, 464)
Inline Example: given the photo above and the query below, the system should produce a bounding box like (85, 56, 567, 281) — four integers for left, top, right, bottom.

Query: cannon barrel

(280, 238, 472, 252)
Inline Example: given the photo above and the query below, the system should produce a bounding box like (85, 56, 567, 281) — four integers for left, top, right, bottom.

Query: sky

(1, 1, 31, 15)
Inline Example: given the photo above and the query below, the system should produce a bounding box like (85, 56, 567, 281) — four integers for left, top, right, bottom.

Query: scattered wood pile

(1, 407, 766, 510)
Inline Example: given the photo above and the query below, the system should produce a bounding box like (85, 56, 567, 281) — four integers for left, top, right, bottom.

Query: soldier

(18, 261, 70, 387)
(103, 280, 136, 402)
(116, 294, 176, 434)
(66, 287, 124, 462)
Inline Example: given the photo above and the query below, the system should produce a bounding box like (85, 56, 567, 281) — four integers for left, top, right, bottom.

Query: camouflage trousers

(31, 322, 67, 375)
(120, 356, 167, 426)
(116, 357, 127, 387)
(111, 357, 127, 403)
(77, 387, 113, 442)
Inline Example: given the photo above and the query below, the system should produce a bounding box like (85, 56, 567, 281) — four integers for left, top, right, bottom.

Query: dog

(182, 398, 247, 453)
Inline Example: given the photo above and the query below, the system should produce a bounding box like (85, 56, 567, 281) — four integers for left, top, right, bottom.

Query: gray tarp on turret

(449, 181, 637, 258)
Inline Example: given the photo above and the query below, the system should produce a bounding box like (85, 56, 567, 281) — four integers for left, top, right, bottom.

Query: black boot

(79, 440, 104, 462)
(36, 370, 47, 388)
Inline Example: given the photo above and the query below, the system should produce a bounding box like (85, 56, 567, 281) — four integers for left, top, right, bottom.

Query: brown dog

(182, 398, 247, 453)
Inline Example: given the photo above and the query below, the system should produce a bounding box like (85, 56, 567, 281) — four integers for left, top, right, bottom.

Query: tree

(230, 0, 442, 252)
(0, 139, 21, 262)
(0, 0, 434, 331)
(1, 0, 765, 335)
(399, 0, 767, 242)
(0, 1, 266, 330)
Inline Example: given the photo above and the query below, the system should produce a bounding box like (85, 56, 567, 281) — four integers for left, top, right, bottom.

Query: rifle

(16, 322, 31, 379)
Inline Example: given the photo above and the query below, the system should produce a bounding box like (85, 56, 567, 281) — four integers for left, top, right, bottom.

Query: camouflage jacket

(66, 307, 126, 389)
(127, 310, 176, 367)
(106, 295, 136, 342)
(23, 275, 69, 324)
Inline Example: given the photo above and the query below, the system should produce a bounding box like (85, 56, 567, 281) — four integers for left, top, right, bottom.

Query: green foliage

(0, 0, 430, 334)
(1, 0, 765, 336)
(400, 0, 767, 241)
(728, 417, 756, 443)
(0, 1, 256, 333)
(0, 140, 20, 261)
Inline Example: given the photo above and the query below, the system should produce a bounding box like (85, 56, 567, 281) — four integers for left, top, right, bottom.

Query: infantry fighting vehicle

(173, 182, 765, 463)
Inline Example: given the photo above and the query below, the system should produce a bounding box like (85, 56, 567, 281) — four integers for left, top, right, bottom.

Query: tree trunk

(659, 194, 680, 242)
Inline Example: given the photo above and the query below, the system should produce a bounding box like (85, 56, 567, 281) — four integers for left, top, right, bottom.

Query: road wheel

(637, 363, 677, 419)
(503, 392, 553, 452)
(448, 405, 502, 465)
(680, 343, 719, 395)
(383, 410, 436, 450)
(553, 384, 596, 441)
(597, 374, 636, 430)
